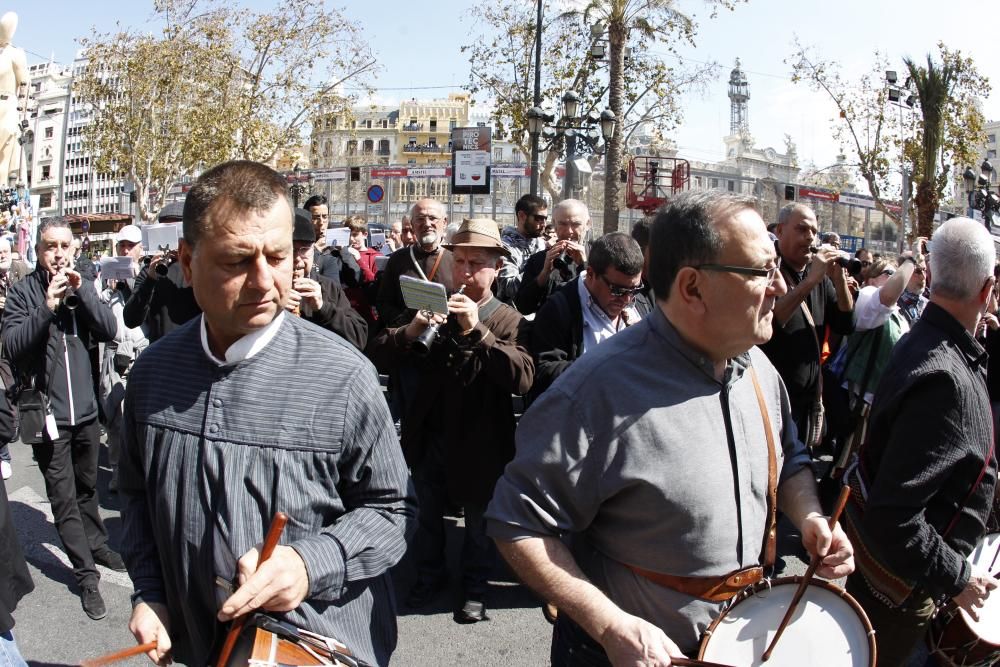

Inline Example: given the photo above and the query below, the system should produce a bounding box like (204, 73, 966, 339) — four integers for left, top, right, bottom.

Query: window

(989, 134, 996, 144)
(711, 178, 719, 188)
(449, 119, 457, 130)
(45, 127, 53, 139)
(362, 139, 374, 154)
(727, 180, 735, 192)
(494, 148, 503, 161)
(347, 140, 357, 156)
(989, 149, 997, 159)
(42, 165, 50, 179)
(379, 139, 390, 155)
(428, 137, 437, 148)
(429, 119, 437, 132)
(39, 192, 52, 208)
(364, 119, 372, 129)
(381, 119, 389, 129)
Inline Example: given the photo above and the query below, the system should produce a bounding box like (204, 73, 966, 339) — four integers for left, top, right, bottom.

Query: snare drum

(699, 576, 876, 666)
(927, 533, 1000, 667)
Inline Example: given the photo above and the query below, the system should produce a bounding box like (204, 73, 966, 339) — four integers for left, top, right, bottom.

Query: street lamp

(963, 159, 999, 231)
(526, 92, 616, 200)
(886, 70, 916, 247)
(289, 163, 312, 210)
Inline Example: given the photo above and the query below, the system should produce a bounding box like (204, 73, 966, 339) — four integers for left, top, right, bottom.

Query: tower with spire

(728, 58, 750, 136)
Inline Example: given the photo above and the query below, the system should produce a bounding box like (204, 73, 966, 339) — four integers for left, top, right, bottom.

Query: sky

(10, 0, 1000, 174)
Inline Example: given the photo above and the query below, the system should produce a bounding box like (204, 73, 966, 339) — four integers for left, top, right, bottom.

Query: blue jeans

(0, 630, 28, 667)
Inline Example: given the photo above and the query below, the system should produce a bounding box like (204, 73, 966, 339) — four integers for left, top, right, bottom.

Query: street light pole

(529, 0, 543, 196)
(563, 129, 577, 199)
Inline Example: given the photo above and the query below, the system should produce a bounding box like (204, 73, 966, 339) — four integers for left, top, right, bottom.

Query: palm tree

(579, 0, 692, 234)
(905, 54, 955, 238)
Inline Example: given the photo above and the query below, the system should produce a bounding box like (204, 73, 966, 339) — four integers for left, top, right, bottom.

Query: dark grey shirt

(486, 307, 810, 654)
(119, 315, 416, 666)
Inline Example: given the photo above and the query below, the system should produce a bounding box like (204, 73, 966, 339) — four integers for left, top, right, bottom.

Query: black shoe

(406, 577, 446, 608)
(81, 585, 107, 620)
(454, 597, 488, 624)
(93, 548, 127, 572)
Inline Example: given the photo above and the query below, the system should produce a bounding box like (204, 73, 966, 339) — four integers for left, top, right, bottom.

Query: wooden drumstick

(80, 641, 157, 667)
(671, 657, 736, 667)
(760, 485, 851, 662)
(214, 511, 290, 667)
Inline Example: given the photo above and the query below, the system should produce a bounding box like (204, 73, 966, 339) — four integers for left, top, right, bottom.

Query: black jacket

(529, 277, 584, 399)
(122, 265, 201, 341)
(859, 302, 997, 599)
(301, 274, 368, 352)
(515, 249, 583, 315)
(2, 269, 117, 425)
(315, 247, 362, 288)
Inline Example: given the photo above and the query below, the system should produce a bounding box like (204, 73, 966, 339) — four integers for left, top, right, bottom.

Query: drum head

(962, 532, 1000, 646)
(701, 580, 873, 666)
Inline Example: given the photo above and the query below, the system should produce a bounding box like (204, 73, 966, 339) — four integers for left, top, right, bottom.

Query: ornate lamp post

(526, 91, 616, 200)
(963, 159, 999, 231)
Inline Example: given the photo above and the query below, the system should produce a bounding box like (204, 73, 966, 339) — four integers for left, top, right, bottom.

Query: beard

(0, 259, 10, 272)
(420, 231, 438, 247)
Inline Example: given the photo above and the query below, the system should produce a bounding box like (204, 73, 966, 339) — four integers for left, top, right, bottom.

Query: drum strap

(621, 364, 778, 602)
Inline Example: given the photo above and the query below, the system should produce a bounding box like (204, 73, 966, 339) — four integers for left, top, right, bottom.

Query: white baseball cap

(115, 224, 142, 245)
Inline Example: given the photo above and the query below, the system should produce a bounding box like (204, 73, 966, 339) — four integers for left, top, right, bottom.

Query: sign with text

(407, 167, 449, 178)
(370, 167, 408, 178)
(493, 166, 531, 177)
(312, 169, 347, 182)
(451, 126, 492, 195)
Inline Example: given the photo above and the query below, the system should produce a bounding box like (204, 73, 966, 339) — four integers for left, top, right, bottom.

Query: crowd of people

(0, 159, 996, 667)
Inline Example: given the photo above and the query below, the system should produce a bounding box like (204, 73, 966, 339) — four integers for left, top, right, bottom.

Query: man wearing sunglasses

(529, 232, 644, 400)
(497, 194, 548, 303)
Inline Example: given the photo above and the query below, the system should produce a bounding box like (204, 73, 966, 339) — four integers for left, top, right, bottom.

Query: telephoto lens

(411, 285, 465, 356)
(63, 287, 80, 310)
(552, 251, 570, 272)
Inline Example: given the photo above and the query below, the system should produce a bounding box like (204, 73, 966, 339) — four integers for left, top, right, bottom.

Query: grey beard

(420, 232, 438, 247)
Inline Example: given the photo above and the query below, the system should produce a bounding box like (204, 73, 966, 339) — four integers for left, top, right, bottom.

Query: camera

(552, 251, 571, 273)
(410, 286, 465, 357)
(142, 244, 177, 277)
(810, 246, 862, 275)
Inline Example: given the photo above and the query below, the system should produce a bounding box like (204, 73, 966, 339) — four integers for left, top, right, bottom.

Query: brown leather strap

(624, 364, 779, 601)
(426, 249, 445, 283)
(626, 565, 763, 602)
(749, 364, 779, 569)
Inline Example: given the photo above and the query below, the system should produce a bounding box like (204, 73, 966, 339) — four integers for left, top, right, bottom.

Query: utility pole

(528, 0, 543, 196)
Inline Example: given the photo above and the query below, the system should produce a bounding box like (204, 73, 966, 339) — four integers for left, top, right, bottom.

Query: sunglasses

(598, 273, 644, 298)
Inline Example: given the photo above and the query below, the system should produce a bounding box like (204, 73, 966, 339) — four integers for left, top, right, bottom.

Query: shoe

(406, 577, 446, 608)
(81, 585, 107, 620)
(93, 548, 127, 572)
(0, 461, 10, 480)
(454, 597, 488, 624)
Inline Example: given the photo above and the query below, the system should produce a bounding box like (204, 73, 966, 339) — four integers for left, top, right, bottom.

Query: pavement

(5, 433, 822, 667)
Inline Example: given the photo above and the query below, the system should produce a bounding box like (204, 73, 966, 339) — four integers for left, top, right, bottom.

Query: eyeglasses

(414, 214, 444, 224)
(694, 261, 782, 284)
(598, 273, 644, 298)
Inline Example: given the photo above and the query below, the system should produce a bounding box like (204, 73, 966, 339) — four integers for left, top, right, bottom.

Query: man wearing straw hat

(371, 217, 533, 624)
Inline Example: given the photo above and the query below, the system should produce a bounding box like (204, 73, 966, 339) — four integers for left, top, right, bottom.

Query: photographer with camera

(370, 217, 532, 624)
(98, 225, 149, 493)
(2, 217, 122, 621)
(760, 203, 854, 449)
(515, 199, 590, 315)
(122, 204, 201, 342)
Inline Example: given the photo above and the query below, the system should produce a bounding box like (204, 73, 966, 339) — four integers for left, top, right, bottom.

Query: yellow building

(397, 93, 470, 166)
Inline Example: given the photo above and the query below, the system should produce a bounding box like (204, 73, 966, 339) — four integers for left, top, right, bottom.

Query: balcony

(402, 143, 449, 154)
(402, 123, 423, 131)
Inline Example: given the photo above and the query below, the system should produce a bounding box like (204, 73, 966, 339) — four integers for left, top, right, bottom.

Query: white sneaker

(1, 461, 11, 480)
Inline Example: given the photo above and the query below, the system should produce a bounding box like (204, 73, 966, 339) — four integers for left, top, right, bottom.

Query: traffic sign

(367, 185, 384, 203)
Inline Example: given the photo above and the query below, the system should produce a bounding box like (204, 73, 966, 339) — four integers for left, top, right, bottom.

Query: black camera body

(142, 244, 177, 277)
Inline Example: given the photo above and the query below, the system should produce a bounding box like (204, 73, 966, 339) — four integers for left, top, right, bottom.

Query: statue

(0, 12, 27, 187)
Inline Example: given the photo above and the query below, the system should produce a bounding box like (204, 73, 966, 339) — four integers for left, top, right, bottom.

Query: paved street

(6, 434, 818, 667)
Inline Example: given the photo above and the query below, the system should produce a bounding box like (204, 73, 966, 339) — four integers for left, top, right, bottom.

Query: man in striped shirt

(119, 161, 416, 667)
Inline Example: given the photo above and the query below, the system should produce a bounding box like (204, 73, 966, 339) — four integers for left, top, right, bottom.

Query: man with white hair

(515, 199, 590, 315)
(843, 217, 998, 667)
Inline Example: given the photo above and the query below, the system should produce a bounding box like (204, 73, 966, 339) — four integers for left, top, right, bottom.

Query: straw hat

(442, 218, 510, 258)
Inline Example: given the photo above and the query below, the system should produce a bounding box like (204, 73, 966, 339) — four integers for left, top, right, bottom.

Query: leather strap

(624, 363, 779, 601)
(426, 249, 445, 283)
(625, 565, 763, 603)
(749, 364, 779, 569)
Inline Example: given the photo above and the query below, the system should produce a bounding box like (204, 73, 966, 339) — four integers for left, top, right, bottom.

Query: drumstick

(760, 485, 851, 662)
(80, 641, 157, 667)
(214, 512, 290, 667)
(671, 658, 736, 667)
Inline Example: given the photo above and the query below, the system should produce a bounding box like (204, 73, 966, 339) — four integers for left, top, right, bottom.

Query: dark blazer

(530, 276, 584, 400)
(514, 248, 582, 315)
(300, 274, 368, 352)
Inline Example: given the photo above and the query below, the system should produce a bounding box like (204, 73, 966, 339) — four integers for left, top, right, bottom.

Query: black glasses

(694, 262, 781, 283)
(598, 273, 644, 298)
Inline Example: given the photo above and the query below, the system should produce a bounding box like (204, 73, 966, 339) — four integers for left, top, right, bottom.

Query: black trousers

(32, 418, 108, 588)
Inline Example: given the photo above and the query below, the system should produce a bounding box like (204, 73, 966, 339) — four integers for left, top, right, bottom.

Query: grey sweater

(487, 307, 810, 654)
(119, 314, 416, 666)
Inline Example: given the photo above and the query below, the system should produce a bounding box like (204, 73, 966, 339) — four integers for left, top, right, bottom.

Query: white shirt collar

(199, 310, 286, 367)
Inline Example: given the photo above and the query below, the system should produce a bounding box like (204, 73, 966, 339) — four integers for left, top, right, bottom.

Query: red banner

(370, 167, 408, 178)
(797, 187, 839, 202)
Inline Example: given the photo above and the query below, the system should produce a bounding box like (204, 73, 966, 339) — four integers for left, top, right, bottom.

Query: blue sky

(11, 0, 1000, 172)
